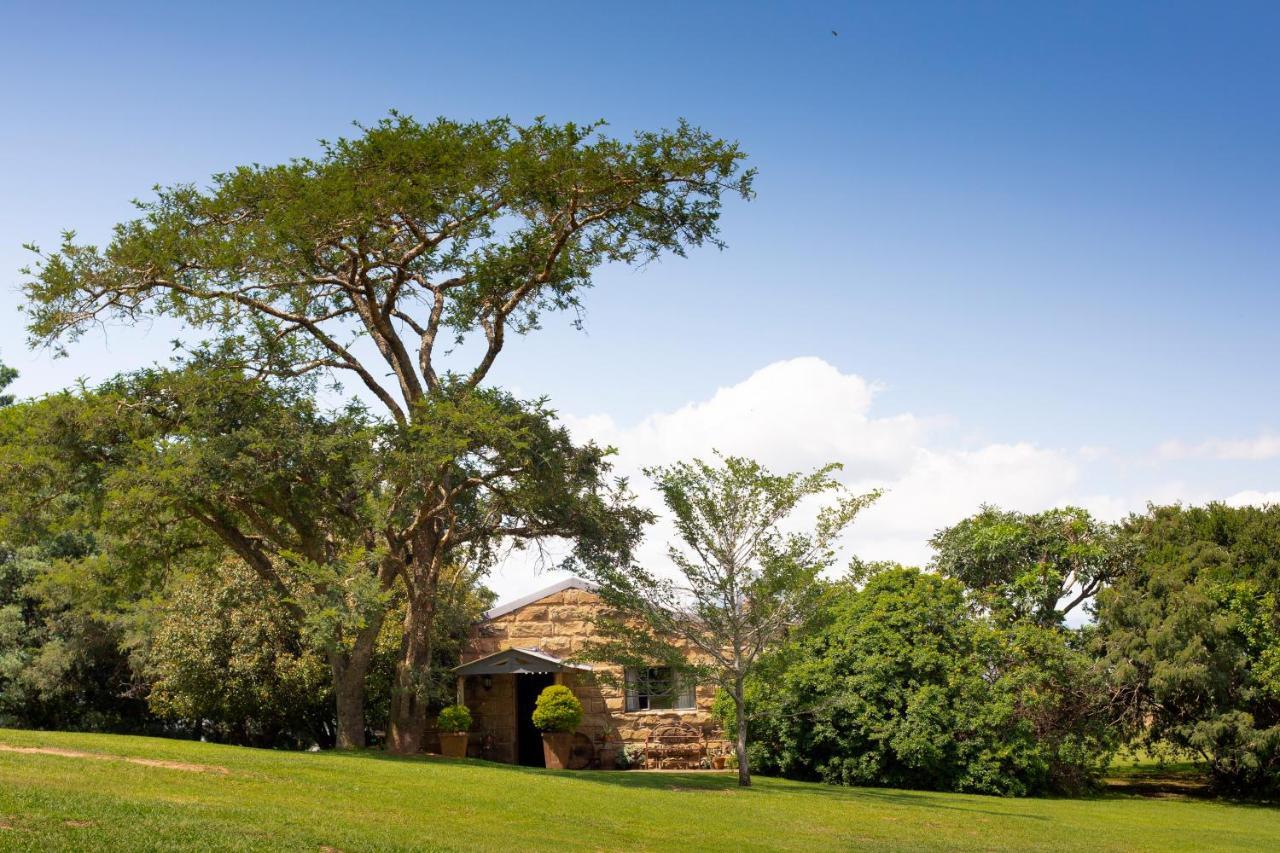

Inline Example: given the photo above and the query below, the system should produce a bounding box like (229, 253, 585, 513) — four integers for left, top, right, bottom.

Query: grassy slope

(1, 729, 1278, 852)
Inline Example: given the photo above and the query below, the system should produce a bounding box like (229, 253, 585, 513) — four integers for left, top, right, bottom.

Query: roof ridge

(482, 576, 599, 620)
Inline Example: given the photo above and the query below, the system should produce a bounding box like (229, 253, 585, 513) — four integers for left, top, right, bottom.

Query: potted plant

(531, 684, 583, 769)
(436, 704, 472, 759)
(596, 729, 620, 770)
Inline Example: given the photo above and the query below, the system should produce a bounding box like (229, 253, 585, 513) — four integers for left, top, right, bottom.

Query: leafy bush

(616, 742, 645, 770)
(437, 704, 472, 733)
(146, 560, 333, 748)
(531, 684, 582, 733)
(710, 690, 730, 724)
(738, 567, 1115, 796)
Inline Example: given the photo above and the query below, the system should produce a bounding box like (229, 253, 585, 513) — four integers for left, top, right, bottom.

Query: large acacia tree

(21, 114, 752, 752)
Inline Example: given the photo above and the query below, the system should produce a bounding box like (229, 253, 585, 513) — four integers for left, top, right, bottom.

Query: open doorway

(515, 672, 556, 767)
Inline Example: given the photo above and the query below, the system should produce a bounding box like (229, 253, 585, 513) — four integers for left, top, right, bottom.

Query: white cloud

(1157, 433, 1280, 461)
(1077, 445, 1112, 462)
(1075, 493, 1142, 522)
(563, 357, 927, 480)
(850, 443, 1079, 565)
(1224, 490, 1280, 507)
(562, 357, 1081, 574)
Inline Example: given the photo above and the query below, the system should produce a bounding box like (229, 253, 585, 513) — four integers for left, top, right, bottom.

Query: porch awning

(453, 647, 593, 676)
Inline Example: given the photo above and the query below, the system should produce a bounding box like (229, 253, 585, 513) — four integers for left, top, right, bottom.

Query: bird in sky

(831, 30, 838, 37)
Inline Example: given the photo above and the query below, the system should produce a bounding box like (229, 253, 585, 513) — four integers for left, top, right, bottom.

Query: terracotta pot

(541, 732, 574, 769)
(599, 748, 616, 770)
(439, 732, 469, 759)
(711, 755, 726, 770)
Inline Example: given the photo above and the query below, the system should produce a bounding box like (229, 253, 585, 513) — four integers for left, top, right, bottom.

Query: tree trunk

(332, 656, 368, 750)
(387, 587, 437, 755)
(734, 678, 751, 787)
(330, 609, 386, 750)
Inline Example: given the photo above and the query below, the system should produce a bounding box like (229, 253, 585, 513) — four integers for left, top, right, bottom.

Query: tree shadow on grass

(325, 751, 1278, 816)
(332, 751, 1044, 819)
(324, 749, 548, 775)
(566, 769, 743, 792)
(830, 787, 1052, 820)
(1101, 769, 1279, 808)
(559, 769, 1052, 820)
(1102, 761, 1215, 801)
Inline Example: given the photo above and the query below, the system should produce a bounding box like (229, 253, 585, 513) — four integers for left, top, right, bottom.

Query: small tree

(145, 559, 334, 748)
(586, 454, 878, 786)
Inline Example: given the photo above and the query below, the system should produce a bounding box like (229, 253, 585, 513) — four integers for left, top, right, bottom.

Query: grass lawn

(1, 729, 1278, 851)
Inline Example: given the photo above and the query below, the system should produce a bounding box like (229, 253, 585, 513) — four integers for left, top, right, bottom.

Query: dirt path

(0, 743, 228, 775)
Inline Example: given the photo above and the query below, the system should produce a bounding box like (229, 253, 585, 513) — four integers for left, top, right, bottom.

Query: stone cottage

(450, 577, 729, 769)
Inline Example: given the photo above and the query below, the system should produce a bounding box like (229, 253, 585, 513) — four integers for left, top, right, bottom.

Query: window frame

(624, 665, 696, 712)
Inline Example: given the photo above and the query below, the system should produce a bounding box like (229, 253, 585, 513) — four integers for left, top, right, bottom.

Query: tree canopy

(23, 114, 753, 422)
(930, 505, 1130, 626)
(1097, 502, 1280, 794)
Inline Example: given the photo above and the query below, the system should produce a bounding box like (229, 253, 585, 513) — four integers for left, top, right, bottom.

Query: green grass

(1, 729, 1278, 851)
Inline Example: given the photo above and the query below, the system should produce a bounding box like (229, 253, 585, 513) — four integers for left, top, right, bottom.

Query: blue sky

(2, 2, 1278, 592)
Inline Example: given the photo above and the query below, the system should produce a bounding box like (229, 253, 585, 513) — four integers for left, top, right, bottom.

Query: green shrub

(437, 704, 472, 733)
(614, 743, 645, 769)
(146, 560, 333, 748)
(531, 684, 582, 733)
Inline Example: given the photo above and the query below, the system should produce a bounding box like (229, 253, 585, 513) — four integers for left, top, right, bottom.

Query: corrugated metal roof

(481, 576, 599, 621)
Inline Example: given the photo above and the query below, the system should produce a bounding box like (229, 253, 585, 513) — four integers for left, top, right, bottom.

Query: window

(624, 666, 696, 711)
